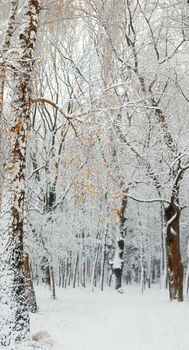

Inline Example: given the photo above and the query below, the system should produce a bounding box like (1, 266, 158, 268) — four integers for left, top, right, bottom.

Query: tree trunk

(100, 231, 107, 291)
(184, 238, 189, 296)
(0, 0, 18, 209)
(91, 244, 100, 290)
(112, 190, 127, 290)
(23, 200, 37, 313)
(112, 238, 124, 290)
(165, 197, 184, 302)
(50, 265, 56, 299)
(160, 204, 167, 289)
(73, 253, 79, 288)
(0, 1, 40, 346)
(82, 231, 86, 288)
(23, 253, 38, 313)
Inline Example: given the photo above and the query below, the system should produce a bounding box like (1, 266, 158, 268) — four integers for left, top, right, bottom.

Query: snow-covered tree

(0, 0, 40, 346)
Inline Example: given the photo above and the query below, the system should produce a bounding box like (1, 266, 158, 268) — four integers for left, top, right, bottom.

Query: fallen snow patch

(31, 285, 189, 350)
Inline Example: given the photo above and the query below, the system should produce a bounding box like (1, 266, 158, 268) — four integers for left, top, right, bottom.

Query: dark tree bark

(112, 190, 127, 290)
(113, 238, 124, 290)
(73, 253, 79, 288)
(164, 161, 189, 302)
(23, 253, 38, 313)
(165, 194, 184, 302)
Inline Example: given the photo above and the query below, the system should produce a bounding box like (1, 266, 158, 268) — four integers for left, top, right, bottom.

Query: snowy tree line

(1, 0, 189, 347)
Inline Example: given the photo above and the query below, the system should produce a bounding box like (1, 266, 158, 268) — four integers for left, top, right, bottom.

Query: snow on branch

(174, 163, 189, 187)
(127, 194, 170, 205)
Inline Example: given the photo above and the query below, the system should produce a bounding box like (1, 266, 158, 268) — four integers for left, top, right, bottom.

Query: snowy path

(31, 286, 189, 350)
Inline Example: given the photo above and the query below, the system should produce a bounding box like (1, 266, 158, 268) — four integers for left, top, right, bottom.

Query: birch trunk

(0, 0, 40, 346)
(0, 0, 18, 208)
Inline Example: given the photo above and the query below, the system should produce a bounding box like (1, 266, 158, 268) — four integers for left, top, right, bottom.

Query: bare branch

(29, 98, 78, 136)
(127, 194, 170, 205)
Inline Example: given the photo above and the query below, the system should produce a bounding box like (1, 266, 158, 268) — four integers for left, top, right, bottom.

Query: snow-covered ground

(31, 286, 189, 350)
